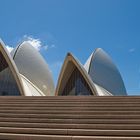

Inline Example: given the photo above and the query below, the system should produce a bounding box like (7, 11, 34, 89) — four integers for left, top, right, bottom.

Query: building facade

(0, 39, 127, 96)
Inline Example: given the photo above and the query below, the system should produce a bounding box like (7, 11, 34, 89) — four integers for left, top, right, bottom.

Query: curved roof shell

(11, 42, 55, 96)
(84, 48, 127, 95)
(0, 40, 25, 95)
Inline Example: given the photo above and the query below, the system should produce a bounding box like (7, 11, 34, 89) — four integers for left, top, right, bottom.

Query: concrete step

(1, 119, 140, 126)
(1, 127, 140, 136)
(3, 103, 140, 106)
(1, 102, 140, 106)
(1, 101, 140, 103)
(0, 110, 140, 115)
(0, 133, 71, 140)
(1, 122, 140, 130)
(0, 113, 139, 119)
(1, 96, 140, 101)
(0, 133, 140, 140)
(0, 106, 140, 111)
(0, 96, 140, 139)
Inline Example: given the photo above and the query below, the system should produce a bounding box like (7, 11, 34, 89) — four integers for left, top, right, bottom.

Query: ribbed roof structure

(0, 38, 127, 96)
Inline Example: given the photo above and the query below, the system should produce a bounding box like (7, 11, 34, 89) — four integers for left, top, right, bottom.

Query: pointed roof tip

(92, 48, 112, 61)
(86, 48, 105, 60)
(19, 41, 32, 47)
(67, 52, 71, 56)
(95, 48, 102, 50)
(66, 52, 76, 61)
(84, 48, 108, 70)
(67, 52, 73, 57)
(16, 40, 35, 49)
(94, 48, 104, 53)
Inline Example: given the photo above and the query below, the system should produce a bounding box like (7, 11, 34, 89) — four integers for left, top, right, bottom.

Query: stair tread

(0, 96, 140, 139)
(0, 133, 140, 140)
(1, 123, 140, 129)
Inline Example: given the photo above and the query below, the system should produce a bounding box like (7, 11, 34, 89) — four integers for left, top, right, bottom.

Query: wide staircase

(0, 96, 140, 139)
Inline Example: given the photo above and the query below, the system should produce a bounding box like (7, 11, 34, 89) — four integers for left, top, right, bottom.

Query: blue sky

(0, 0, 140, 95)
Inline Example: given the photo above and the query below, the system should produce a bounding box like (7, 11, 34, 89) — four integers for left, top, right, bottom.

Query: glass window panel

(62, 68, 93, 96)
(0, 52, 20, 96)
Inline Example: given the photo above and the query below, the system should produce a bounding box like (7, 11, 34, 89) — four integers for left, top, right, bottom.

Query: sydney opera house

(0, 39, 127, 96)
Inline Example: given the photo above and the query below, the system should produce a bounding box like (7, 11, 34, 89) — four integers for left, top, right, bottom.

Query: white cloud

(6, 45, 14, 53)
(5, 36, 43, 53)
(129, 48, 135, 53)
(23, 35, 56, 51)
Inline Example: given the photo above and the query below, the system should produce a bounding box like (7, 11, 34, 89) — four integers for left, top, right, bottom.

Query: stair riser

(0, 119, 140, 125)
(1, 124, 140, 130)
(0, 110, 139, 115)
(0, 113, 140, 119)
(0, 128, 140, 136)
